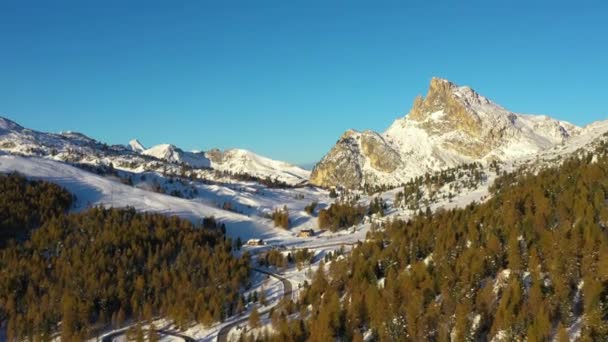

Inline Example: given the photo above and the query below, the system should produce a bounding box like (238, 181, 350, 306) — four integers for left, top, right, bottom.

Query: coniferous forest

(0, 173, 73, 246)
(0, 174, 250, 341)
(250, 151, 608, 341)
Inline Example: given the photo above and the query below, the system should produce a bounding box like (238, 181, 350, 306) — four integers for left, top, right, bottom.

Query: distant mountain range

(2, 77, 606, 190)
(0, 116, 310, 185)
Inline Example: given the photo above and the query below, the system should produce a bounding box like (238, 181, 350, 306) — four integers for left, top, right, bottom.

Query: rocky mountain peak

(128, 139, 146, 153)
(407, 78, 483, 137)
(311, 78, 582, 189)
(429, 77, 457, 94)
(142, 144, 182, 162)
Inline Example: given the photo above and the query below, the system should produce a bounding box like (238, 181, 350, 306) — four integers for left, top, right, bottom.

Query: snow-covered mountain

(2, 74, 604, 191)
(128, 139, 146, 153)
(136, 143, 310, 184)
(206, 148, 310, 183)
(0, 116, 136, 162)
(142, 143, 211, 169)
(310, 78, 582, 189)
(0, 116, 309, 185)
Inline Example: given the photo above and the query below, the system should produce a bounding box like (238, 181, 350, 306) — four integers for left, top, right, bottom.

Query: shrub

(305, 201, 318, 215)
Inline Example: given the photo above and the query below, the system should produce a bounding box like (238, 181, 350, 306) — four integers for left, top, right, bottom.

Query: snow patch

(493, 269, 511, 295)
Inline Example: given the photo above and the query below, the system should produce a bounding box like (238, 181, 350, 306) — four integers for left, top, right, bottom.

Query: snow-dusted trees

(263, 150, 608, 341)
(271, 205, 290, 229)
(318, 202, 365, 232)
(368, 197, 386, 216)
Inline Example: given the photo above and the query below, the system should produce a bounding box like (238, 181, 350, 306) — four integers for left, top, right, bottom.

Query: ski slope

(0, 154, 283, 241)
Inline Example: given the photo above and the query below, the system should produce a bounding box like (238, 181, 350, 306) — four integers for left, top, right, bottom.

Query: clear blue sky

(1, 1, 606, 165)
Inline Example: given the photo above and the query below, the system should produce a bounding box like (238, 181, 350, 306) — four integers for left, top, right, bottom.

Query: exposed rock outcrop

(310, 77, 580, 189)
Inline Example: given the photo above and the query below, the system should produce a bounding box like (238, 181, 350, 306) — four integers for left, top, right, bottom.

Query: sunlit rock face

(310, 77, 580, 189)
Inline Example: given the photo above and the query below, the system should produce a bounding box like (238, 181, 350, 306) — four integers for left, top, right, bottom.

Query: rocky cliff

(310, 78, 580, 189)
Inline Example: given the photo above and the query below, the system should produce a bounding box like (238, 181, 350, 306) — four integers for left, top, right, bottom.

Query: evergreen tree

(249, 306, 261, 329)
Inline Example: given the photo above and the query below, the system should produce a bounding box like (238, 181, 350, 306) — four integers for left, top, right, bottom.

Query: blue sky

(1, 1, 606, 165)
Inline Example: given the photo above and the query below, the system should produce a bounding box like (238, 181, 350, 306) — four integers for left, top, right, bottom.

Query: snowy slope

(206, 148, 310, 184)
(517, 119, 608, 169)
(0, 154, 283, 240)
(0, 152, 375, 248)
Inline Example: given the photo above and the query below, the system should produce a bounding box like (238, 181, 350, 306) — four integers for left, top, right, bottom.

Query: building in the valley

(246, 238, 265, 246)
(297, 229, 315, 238)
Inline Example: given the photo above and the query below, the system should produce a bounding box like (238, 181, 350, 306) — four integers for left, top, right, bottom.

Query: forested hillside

(261, 148, 608, 341)
(0, 175, 250, 341)
(0, 173, 73, 246)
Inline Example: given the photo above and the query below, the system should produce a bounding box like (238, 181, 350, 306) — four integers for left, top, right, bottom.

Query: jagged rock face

(205, 148, 224, 164)
(310, 77, 581, 189)
(409, 78, 483, 138)
(310, 130, 364, 189)
(360, 131, 401, 173)
(310, 130, 403, 188)
(405, 78, 577, 159)
(408, 79, 488, 158)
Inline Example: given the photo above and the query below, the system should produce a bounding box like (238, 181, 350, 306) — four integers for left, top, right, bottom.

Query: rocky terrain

(310, 78, 580, 189)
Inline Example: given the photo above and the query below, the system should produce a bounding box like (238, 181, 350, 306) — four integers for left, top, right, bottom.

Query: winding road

(100, 243, 350, 342)
(297, 241, 357, 250)
(216, 267, 292, 342)
(215, 243, 356, 341)
(100, 327, 196, 342)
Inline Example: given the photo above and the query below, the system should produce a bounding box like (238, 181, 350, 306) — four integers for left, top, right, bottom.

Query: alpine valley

(1, 78, 608, 342)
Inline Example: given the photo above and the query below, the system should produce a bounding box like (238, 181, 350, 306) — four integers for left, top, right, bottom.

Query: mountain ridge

(0, 116, 309, 185)
(310, 77, 583, 189)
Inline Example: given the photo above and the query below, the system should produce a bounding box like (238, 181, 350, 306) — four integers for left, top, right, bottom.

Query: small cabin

(246, 238, 264, 246)
(297, 229, 315, 238)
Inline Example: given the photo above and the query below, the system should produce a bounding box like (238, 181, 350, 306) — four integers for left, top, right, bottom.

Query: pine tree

(61, 294, 77, 340)
(260, 286, 267, 306)
(555, 322, 569, 342)
(148, 324, 160, 342)
(249, 306, 261, 329)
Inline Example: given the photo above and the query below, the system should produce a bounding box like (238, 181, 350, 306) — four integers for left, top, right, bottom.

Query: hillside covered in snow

(0, 116, 310, 185)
